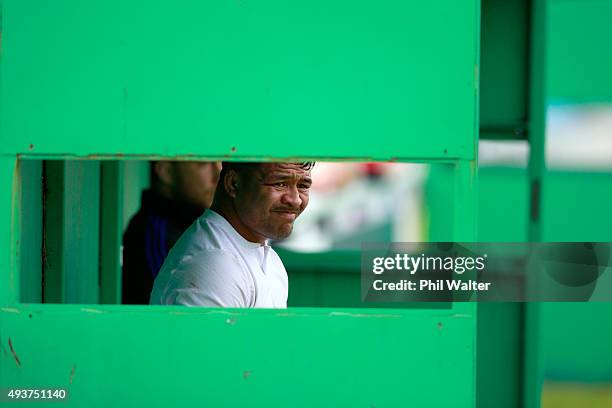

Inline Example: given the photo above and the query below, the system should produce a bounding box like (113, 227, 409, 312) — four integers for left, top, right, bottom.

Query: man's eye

(275, 182, 287, 187)
(298, 184, 311, 190)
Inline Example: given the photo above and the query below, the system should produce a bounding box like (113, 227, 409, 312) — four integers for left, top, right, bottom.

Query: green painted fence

(0, 1, 480, 407)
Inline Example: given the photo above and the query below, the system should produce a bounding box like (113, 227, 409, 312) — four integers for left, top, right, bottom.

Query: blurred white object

(478, 104, 612, 170)
(546, 104, 612, 170)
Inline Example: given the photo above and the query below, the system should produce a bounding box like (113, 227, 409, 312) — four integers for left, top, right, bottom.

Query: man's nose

(281, 186, 302, 208)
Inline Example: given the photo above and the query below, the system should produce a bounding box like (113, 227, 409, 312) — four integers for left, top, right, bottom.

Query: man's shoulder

(165, 248, 248, 283)
(169, 214, 224, 251)
(191, 248, 242, 266)
(151, 247, 255, 307)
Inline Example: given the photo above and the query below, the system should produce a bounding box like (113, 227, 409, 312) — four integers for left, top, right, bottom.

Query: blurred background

(14, 0, 612, 406)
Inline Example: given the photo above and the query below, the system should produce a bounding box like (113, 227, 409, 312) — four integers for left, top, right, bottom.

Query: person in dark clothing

(122, 161, 221, 304)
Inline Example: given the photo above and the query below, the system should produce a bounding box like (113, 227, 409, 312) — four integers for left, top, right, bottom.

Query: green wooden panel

(542, 303, 612, 382)
(428, 165, 612, 399)
(452, 160, 478, 242)
(282, 250, 364, 308)
(63, 162, 101, 304)
(548, 0, 612, 103)
(1, 0, 478, 160)
(282, 249, 449, 310)
(542, 171, 612, 242)
(1, 1, 480, 405)
(42, 161, 101, 304)
(477, 303, 522, 408)
(480, 0, 528, 138)
(19, 160, 43, 303)
(525, 1, 548, 405)
(0, 156, 19, 307)
(100, 162, 124, 304)
(426, 165, 528, 408)
(425, 165, 530, 240)
(430, 167, 612, 246)
(1, 305, 475, 407)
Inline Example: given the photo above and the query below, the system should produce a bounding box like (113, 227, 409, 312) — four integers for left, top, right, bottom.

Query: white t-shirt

(150, 209, 288, 308)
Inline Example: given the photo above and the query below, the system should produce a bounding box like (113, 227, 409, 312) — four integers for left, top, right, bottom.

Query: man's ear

(154, 161, 174, 186)
(223, 169, 240, 198)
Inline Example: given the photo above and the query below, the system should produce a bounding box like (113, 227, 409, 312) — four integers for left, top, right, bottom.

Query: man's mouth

(272, 210, 298, 220)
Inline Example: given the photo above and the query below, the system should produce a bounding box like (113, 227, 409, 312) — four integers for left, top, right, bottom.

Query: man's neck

(211, 201, 266, 245)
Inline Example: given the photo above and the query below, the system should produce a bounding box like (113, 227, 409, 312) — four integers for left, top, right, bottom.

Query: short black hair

(220, 161, 315, 178)
(214, 161, 314, 198)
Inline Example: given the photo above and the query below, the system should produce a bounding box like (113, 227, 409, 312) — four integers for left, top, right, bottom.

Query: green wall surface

(479, 0, 528, 137)
(1, 0, 478, 161)
(0, 1, 480, 407)
(540, 171, 612, 382)
(426, 165, 612, 384)
(548, 0, 612, 104)
(6, 1, 610, 406)
(540, 0, 612, 384)
(1, 305, 476, 408)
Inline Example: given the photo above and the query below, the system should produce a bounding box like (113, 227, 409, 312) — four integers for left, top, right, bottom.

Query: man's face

(233, 163, 312, 241)
(172, 161, 222, 212)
